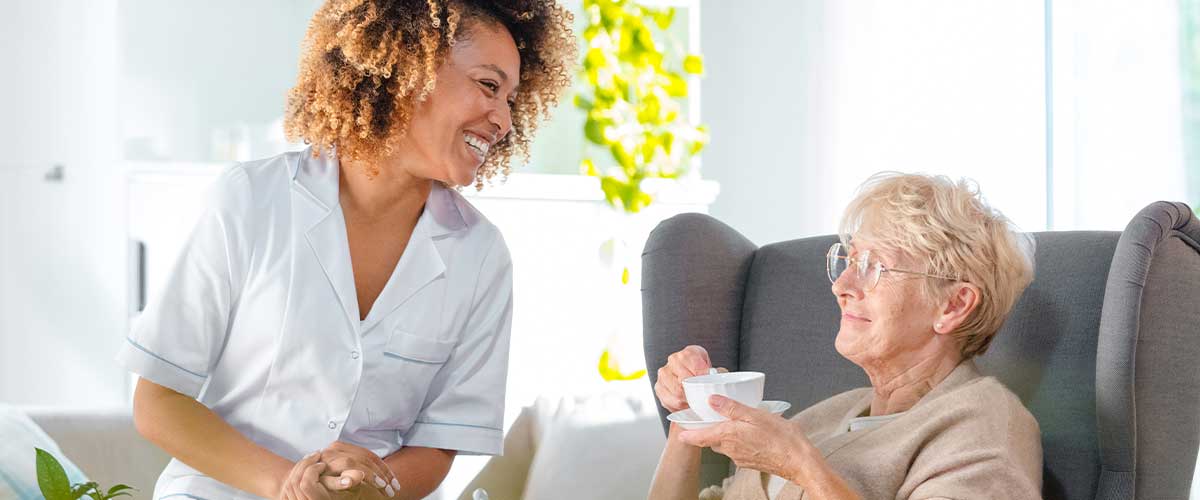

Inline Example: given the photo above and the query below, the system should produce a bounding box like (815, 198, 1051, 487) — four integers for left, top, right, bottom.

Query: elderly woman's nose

(831, 271, 862, 298)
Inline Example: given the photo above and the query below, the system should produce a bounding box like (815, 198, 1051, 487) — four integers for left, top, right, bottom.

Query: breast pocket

(364, 328, 457, 430)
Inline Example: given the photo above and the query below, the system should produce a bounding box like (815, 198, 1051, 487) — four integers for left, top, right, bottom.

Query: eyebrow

(477, 64, 509, 82)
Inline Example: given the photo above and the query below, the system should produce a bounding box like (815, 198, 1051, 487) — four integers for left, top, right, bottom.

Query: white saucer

(667, 400, 792, 429)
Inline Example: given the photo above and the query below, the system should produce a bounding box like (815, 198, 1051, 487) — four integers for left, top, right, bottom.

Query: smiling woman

(118, 1, 576, 500)
(284, 0, 575, 187)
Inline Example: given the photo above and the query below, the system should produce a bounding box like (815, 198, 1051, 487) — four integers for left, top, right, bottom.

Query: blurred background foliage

(575, 0, 708, 214)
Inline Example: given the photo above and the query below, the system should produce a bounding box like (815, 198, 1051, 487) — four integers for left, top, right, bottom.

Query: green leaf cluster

(36, 448, 134, 500)
(576, 0, 709, 213)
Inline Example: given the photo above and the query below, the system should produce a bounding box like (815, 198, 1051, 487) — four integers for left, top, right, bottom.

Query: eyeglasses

(826, 242, 962, 291)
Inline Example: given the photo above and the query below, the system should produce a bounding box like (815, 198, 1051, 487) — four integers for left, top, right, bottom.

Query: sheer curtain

(1049, 0, 1187, 231)
(802, 0, 1186, 234)
(815, 0, 1049, 232)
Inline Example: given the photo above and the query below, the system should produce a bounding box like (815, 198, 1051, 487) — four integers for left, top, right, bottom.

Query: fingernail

(374, 476, 387, 488)
(304, 452, 317, 459)
(386, 485, 395, 497)
(391, 478, 401, 490)
(341, 477, 351, 487)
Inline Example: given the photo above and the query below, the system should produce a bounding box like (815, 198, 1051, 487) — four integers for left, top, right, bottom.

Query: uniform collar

(289, 146, 470, 237)
(289, 147, 467, 333)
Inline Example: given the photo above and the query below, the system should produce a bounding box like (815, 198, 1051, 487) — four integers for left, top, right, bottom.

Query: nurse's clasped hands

(319, 441, 401, 497)
(277, 452, 333, 500)
(276, 443, 399, 500)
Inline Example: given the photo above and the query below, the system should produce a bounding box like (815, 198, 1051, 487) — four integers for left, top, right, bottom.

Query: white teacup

(682, 371, 765, 421)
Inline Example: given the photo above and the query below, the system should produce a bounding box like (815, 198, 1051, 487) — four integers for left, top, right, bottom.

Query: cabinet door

(0, 0, 125, 406)
(0, 166, 127, 406)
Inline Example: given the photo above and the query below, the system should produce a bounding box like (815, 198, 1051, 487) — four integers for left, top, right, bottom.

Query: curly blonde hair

(839, 172, 1036, 359)
(284, 0, 576, 187)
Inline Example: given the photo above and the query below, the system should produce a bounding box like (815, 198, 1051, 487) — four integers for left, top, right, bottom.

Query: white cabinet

(0, 166, 128, 407)
(0, 0, 122, 407)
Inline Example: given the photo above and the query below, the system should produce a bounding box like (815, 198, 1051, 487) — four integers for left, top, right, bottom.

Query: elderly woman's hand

(677, 395, 814, 483)
(656, 345, 725, 413)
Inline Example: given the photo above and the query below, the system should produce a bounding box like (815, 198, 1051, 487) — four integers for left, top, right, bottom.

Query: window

(1183, 0, 1200, 212)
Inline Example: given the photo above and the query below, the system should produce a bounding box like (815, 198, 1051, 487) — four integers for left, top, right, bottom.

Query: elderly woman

(649, 173, 1041, 500)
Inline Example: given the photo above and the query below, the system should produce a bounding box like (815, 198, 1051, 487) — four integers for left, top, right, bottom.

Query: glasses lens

(827, 243, 849, 283)
(864, 254, 880, 290)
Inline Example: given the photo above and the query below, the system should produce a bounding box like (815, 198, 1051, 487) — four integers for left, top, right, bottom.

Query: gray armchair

(642, 202, 1200, 500)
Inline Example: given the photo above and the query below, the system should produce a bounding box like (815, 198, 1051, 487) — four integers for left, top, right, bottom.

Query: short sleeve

(402, 232, 513, 455)
(115, 165, 254, 399)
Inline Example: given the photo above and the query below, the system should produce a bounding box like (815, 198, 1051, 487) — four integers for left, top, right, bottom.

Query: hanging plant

(575, 0, 709, 214)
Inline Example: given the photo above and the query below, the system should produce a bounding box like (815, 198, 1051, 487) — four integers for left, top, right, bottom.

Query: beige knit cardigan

(705, 360, 1042, 500)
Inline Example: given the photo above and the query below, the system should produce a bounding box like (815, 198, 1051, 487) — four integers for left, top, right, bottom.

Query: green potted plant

(35, 448, 133, 500)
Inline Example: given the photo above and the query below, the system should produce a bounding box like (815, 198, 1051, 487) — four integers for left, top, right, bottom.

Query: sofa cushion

(0, 404, 89, 499)
(521, 393, 666, 500)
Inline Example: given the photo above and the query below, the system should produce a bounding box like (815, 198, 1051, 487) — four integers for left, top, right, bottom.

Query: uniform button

(328, 420, 337, 429)
(351, 350, 360, 359)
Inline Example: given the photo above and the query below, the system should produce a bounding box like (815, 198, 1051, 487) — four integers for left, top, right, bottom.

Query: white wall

(118, 0, 320, 162)
(698, 0, 835, 245)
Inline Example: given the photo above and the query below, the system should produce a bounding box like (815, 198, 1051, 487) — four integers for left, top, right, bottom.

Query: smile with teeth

(464, 133, 489, 159)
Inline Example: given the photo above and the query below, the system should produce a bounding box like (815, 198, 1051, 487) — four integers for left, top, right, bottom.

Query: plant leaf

(584, 115, 612, 145)
(664, 71, 689, 97)
(652, 8, 676, 30)
(683, 54, 704, 74)
(35, 448, 72, 500)
(573, 94, 594, 111)
(580, 158, 599, 176)
(598, 348, 648, 381)
(609, 143, 637, 175)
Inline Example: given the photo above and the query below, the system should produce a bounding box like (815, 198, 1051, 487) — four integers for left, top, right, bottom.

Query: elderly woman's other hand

(655, 345, 724, 413)
(677, 395, 813, 483)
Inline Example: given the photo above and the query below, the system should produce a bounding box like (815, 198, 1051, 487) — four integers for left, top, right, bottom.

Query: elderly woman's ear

(932, 282, 981, 335)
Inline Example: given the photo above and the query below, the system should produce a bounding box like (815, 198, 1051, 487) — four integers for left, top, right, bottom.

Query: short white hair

(839, 172, 1035, 358)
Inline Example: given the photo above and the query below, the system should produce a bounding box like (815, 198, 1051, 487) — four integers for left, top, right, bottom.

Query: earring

(935, 322, 943, 330)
